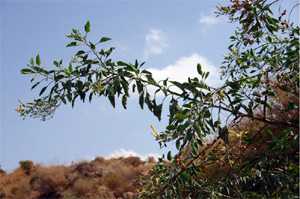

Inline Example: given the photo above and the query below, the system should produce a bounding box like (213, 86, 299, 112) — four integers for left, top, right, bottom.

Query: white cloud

(199, 13, 222, 26)
(106, 148, 159, 161)
(144, 29, 168, 59)
(147, 53, 221, 87)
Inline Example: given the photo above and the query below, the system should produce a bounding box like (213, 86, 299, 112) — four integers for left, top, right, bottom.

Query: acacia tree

(17, 0, 299, 198)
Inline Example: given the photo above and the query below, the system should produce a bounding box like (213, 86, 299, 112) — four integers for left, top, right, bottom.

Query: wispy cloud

(106, 148, 159, 161)
(198, 12, 226, 33)
(147, 53, 221, 87)
(144, 29, 168, 59)
(199, 13, 222, 26)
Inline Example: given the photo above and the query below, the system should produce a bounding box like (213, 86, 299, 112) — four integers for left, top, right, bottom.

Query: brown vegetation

(2, 85, 298, 199)
(178, 84, 299, 183)
(0, 156, 155, 199)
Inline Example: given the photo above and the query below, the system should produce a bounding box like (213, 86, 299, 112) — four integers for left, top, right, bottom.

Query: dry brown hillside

(0, 156, 156, 199)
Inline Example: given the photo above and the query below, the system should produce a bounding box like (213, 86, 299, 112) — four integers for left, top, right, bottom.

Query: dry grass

(0, 157, 155, 199)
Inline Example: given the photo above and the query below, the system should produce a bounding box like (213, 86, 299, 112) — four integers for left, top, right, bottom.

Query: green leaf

(108, 95, 115, 108)
(21, 68, 34, 75)
(71, 95, 78, 107)
(170, 81, 184, 90)
(197, 63, 202, 75)
(117, 61, 130, 67)
(39, 86, 47, 96)
(204, 71, 210, 79)
(88, 93, 93, 102)
(176, 139, 181, 150)
(145, 93, 152, 111)
(79, 92, 86, 102)
(219, 127, 229, 144)
(99, 37, 111, 43)
(150, 125, 159, 139)
(136, 81, 143, 94)
(31, 66, 49, 75)
(89, 42, 96, 50)
(122, 95, 127, 109)
(61, 96, 67, 104)
(84, 21, 91, 33)
(54, 74, 65, 82)
(153, 104, 163, 121)
(30, 57, 34, 65)
(132, 84, 136, 93)
(66, 42, 78, 47)
(31, 81, 41, 90)
(36, 54, 41, 65)
(139, 93, 144, 109)
(76, 50, 85, 56)
(167, 151, 172, 161)
(287, 102, 297, 111)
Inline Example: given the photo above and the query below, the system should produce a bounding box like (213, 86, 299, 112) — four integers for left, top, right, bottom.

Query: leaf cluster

(18, 1, 299, 198)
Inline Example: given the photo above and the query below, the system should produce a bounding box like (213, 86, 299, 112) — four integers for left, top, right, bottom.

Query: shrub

(123, 157, 143, 167)
(0, 157, 152, 199)
(72, 178, 96, 196)
(30, 166, 69, 196)
(19, 160, 34, 175)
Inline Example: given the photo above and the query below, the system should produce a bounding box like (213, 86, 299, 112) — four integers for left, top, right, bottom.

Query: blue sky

(0, 0, 297, 171)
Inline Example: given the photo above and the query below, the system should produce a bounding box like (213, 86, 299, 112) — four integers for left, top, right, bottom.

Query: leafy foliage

(17, 0, 299, 198)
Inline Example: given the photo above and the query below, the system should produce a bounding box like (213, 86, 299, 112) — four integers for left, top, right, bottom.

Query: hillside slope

(0, 156, 155, 199)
